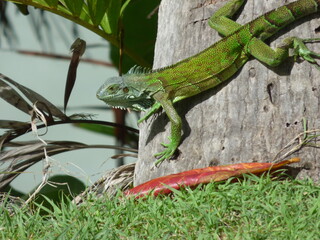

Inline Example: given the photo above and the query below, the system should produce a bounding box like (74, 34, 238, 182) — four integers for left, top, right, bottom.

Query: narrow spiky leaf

(0, 120, 30, 129)
(0, 73, 66, 120)
(0, 78, 32, 115)
(0, 140, 138, 189)
(87, 0, 110, 26)
(64, 38, 86, 112)
(63, 0, 84, 17)
(14, 3, 29, 15)
(99, 0, 121, 34)
(43, 0, 59, 8)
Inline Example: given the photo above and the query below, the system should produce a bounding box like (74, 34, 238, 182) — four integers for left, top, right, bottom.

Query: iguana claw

(154, 137, 178, 166)
(293, 38, 320, 69)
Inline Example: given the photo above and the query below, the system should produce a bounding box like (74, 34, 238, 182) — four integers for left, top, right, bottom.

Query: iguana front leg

(138, 102, 161, 124)
(151, 92, 182, 165)
(208, 0, 246, 35)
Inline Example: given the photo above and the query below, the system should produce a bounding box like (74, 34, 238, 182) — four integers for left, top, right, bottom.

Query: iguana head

(96, 76, 155, 111)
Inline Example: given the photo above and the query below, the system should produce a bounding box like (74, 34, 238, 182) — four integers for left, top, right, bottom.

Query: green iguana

(97, 0, 320, 165)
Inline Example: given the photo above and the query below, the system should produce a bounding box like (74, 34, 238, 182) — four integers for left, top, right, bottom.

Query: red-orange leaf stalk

(125, 158, 300, 198)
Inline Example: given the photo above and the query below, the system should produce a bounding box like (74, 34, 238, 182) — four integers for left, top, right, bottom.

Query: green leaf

(3, 0, 153, 65)
(63, 0, 84, 17)
(74, 123, 139, 147)
(120, 0, 132, 16)
(43, 0, 58, 8)
(100, 0, 121, 35)
(87, 0, 110, 26)
(76, 123, 116, 136)
(14, 3, 29, 15)
(111, 0, 160, 71)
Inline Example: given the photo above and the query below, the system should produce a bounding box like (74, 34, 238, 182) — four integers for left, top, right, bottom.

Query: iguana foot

(154, 138, 178, 166)
(292, 37, 320, 69)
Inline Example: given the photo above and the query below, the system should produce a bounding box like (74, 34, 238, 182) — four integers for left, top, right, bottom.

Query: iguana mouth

(97, 92, 154, 112)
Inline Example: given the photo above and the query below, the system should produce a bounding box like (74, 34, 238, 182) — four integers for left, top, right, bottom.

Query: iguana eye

(107, 84, 119, 93)
(123, 87, 129, 93)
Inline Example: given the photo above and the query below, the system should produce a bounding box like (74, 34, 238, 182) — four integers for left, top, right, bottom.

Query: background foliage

(0, 0, 159, 202)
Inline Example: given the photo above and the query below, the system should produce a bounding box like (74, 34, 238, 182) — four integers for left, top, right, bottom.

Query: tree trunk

(135, 0, 320, 185)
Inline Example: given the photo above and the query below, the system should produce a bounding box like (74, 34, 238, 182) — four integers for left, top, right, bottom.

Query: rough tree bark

(135, 0, 320, 185)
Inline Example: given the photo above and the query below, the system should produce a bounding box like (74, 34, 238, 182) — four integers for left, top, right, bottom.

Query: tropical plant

(0, 0, 159, 201)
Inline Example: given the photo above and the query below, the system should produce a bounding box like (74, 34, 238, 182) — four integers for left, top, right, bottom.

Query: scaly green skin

(97, 0, 320, 165)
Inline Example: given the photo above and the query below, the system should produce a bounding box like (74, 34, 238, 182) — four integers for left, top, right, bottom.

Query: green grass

(1, 174, 320, 239)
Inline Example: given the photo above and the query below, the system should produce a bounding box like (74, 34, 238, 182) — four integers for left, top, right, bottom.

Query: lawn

(1, 174, 319, 239)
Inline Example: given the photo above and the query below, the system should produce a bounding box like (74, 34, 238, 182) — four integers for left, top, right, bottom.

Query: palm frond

(0, 140, 137, 190)
(0, 73, 138, 190)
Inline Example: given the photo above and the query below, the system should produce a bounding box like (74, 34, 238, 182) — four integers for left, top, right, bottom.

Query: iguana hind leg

(209, 0, 320, 68)
(247, 37, 320, 68)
